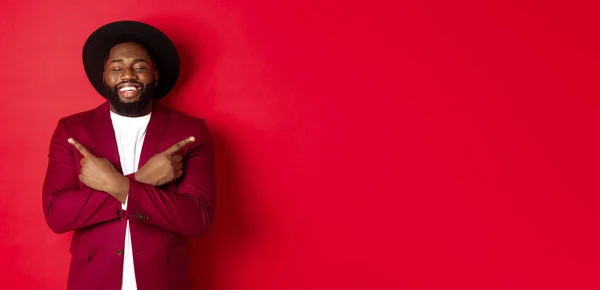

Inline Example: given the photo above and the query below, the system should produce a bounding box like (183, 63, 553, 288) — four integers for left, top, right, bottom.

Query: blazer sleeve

(42, 118, 121, 234)
(124, 120, 216, 237)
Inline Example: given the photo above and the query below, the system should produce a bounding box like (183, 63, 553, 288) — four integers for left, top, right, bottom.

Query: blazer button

(116, 209, 125, 220)
(117, 249, 123, 255)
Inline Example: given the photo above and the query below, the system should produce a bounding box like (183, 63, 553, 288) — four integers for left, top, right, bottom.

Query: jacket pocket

(67, 243, 94, 290)
(69, 242, 92, 262)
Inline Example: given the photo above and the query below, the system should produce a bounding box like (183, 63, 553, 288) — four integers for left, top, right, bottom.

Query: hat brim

(83, 20, 180, 100)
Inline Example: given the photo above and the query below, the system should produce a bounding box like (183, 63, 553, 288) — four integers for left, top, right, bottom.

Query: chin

(118, 94, 141, 103)
(119, 97, 140, 103)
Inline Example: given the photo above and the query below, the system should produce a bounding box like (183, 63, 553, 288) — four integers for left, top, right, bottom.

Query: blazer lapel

(89, 102, 123, 173)
(87, 101, 171, 173)
(139, 103, 171, 168)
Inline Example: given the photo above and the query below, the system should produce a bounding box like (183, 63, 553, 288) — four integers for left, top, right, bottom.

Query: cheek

(103, 74, 119, 86)
(138, 73, 155, 85)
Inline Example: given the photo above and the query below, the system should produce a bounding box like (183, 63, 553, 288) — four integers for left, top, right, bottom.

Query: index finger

(68, 138, 94, 158)
(162, 136, 195, 155)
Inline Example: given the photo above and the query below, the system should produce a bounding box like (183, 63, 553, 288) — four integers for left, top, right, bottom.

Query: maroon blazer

(42, 101, 215, 290)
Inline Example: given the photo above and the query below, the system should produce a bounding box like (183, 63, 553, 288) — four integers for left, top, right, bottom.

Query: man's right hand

(135, 136, 196, 186)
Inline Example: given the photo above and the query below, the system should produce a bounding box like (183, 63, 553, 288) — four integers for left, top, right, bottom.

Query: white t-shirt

(110, 111, 152, 290)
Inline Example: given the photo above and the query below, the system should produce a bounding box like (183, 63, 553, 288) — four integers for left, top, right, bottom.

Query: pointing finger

(68, 138, 94, 158)
(162, 136, 195, 155)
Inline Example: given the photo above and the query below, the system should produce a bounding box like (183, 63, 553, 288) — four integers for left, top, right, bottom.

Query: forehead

(106, 42, 152, 61)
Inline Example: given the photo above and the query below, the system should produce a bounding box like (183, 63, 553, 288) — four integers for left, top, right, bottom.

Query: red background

(1, 0, 600, 289)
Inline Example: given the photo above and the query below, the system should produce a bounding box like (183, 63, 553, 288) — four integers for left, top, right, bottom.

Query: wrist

(134, 170, 156, 186)
(109, 175, 129, 203)
(134, 170, 146, 184)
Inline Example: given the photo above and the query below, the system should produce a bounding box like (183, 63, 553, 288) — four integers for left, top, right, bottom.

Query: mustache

(113, 81, 145, 89)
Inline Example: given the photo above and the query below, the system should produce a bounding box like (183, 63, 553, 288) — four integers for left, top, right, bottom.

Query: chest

(111, 120, 150, 174)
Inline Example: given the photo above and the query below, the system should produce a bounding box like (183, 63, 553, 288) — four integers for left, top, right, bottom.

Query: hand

(135, 136, 195, 186)
(68, 138, 129, 202)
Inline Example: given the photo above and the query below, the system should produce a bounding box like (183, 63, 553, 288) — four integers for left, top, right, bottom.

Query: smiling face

(103, 42, 159, 116)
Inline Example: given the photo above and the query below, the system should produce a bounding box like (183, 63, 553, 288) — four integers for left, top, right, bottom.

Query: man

(41, 20, 215, 290)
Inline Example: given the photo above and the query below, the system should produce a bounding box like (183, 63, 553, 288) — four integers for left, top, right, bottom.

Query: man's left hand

(68, 138, 129, 203)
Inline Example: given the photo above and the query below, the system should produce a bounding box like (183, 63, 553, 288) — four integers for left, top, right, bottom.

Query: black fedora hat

(82, 20, 180, 100)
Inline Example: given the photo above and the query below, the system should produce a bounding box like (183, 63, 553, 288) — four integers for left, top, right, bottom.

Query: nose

(119, 68, 138, 81)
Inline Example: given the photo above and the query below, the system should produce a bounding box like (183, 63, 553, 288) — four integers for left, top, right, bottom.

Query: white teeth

(119, 86, 138, 92)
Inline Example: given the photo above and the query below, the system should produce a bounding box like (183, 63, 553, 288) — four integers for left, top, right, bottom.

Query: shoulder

(56, 103, 105, 128)
(157, 104, 212, 145)
(156, 104, 214, 153)
(60, 109, 95, 123)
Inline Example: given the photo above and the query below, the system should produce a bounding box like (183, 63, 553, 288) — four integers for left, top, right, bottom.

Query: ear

(153, 70, 159, 87)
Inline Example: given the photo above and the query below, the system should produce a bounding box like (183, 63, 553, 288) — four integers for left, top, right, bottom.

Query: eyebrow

(110, 58, 150, 64)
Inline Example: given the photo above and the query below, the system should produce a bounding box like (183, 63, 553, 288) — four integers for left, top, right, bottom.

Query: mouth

(116, 82, 142, 99)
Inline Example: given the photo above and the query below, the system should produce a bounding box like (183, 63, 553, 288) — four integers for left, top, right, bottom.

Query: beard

(104, 81, 155, 117)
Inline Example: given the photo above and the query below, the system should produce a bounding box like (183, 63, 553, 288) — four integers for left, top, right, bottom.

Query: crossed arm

(42, 118, 215, 237)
